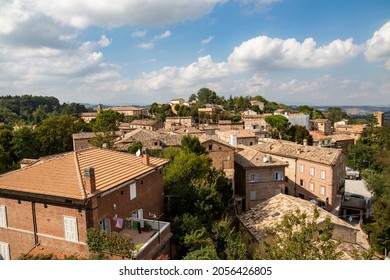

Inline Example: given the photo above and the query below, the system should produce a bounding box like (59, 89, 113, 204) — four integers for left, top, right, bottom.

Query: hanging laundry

(113, 214, 118, 221)
(116, 217, 123, 228)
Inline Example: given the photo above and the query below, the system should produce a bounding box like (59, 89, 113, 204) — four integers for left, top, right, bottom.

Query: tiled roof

(117, 128, 161, 144)
(223, 129, 257, 138)
(254, 140, 342, 165)
(0, 148, 168, 200)
(239, 194, 356, 241)
(197, 134, 234, 149)
(130, 119, 159, 126)
(235, 146, 288, 168)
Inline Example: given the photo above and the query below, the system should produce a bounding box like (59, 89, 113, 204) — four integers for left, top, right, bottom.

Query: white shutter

(0, 206, 7, 228)
(64, 217, 78, 242)
(0, 242, 10, 260)
(137, 209, 144, 228)
(130, 183, 137, 200)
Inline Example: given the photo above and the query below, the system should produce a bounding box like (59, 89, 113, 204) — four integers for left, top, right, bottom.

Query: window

(249, 174, 258, 182)
(300, 165, 304, 173)
(310, 183, 314, 192)
(64, 217, 78, 242)
(208, 144, 212, 151)
(130, 183, 137, 200)
(99, 218, 111, 233)
(321, 170, 326, 180)
(0, 242, 10, 260)
(274, 188, 281, 195)
(300, 179, 304, 187)
(0, 205, 7, 228)
(275, 172, 284, 181)
(320, 186, 325, 196)
(250, 191, 256, 201)
(310, 167, 315, 176)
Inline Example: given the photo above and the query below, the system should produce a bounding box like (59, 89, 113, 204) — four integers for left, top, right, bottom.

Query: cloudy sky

(1, 0, 390, 106)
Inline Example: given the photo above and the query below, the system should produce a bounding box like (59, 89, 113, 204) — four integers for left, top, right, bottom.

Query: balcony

(119, 218, 172, 260)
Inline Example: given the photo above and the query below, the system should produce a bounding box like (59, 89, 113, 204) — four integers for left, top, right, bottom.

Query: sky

(0, 0, 390, 107)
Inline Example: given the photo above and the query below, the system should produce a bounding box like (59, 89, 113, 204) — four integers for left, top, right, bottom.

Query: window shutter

(64, 217, 78, 242)
(250, 191, 256, 201)
(0, 206, 7, 228)
(0, 242, 10, 260)
(130, 183, 137, 200)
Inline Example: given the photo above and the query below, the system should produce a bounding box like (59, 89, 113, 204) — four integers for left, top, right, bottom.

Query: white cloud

(365, 21, 390, 69)
(228, 36, 361, 70)
(201, 36, 214, 46)
(137, 43, 155, 50)
(131, 30, 147, 38)
(32, 0, 227, 29)
(154, 30, 171, 40)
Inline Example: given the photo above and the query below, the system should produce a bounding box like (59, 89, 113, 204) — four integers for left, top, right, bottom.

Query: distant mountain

(310, 105, 390, 117)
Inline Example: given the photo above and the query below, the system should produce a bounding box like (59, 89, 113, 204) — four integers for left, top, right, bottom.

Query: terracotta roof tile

(235, 146, 288, 168)
(0, 148, 168, 200)
(239, 194, 356, 242)
(254, 140, 342, 165)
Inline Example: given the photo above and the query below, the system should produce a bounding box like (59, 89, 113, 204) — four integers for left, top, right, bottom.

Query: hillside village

(0, 91, 389, 260)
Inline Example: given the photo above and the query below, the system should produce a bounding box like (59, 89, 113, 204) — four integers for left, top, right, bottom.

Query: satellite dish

(263, 156, 268, 162)
(136, 149, 141, 157)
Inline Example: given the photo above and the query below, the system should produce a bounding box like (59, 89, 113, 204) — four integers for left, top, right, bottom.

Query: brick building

(234, 146, 288, 212)
(251, 140, 346, 214)
(0, 148, 171, 260)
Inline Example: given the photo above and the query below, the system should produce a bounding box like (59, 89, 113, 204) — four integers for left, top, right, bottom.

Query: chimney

(303, 139, 308, 146)
(84, 167, 96, 194)
(142, 149, 150, 166)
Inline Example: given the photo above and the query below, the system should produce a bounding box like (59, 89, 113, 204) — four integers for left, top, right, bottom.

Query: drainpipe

(294, 158, 298, 197)
(31, 201, 38, 245)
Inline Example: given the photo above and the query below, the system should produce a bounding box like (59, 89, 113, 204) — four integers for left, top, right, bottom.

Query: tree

(258, 207, 341, 260)
(127, 141, 143, 154)
(35, 115, 88, 155)
(92, 110, 124, 132)
(181, 134, 206, 155)
(364, 191, 390, 255)
(11, 126, 40, 160)
(265, 115, 290, 139)
(312, 109, 325, 120)
(326, 107, 350, 123)
(183, 246, 219, 260)
(0, 125, 16, 173)
(285, 125, 313, 145)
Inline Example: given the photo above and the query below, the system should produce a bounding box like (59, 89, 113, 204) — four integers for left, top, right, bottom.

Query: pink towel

(115, 218, 123, 228)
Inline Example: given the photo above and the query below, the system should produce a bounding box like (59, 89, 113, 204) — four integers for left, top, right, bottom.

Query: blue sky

(1, 0, 390, 106)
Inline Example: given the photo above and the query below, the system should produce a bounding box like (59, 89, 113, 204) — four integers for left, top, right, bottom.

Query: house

(372, 111, 384, 127)
(128, 119, 163, 131)
(238, 194, 369, 259)
(197, 134, 235, 179)
(0, 148, 171, 260)
(234, 146, 288, 212)
(250, 100, 265, 111)
(310, 132, 355, 154)
(333, 124, 366, 143)
(242, 114, 271, 130)
(310, 119, 332, 135)
(106, 106, 148, 117)
(217, 129, 257, 147)
(274, 110, 310, 130)
(72, 131, 121, 151)
(251, 139, 346, 214)
(80, 112, 98, 123)
(164, 116, 193, 130)
(114, 128, 182, 153)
